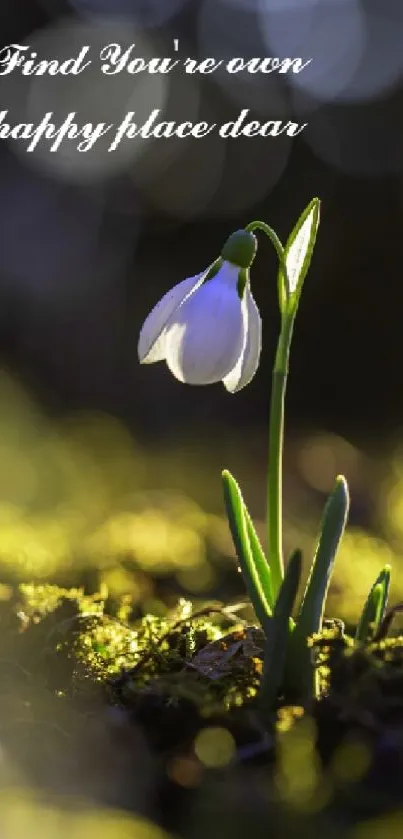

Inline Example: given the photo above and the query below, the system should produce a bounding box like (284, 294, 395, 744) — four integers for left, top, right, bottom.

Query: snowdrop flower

(138, 230, 261, 392)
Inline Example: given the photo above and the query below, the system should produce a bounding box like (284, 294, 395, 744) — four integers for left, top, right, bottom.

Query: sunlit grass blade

(286, 475, 350, 699)
(355, 564, 391, 643)
(222, 469, 272, 635)
(259, 549, 302, 715)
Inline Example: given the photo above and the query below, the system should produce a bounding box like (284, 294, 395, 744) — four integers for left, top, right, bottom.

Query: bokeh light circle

(198, 0, 290, 118)
(258, 0, 365, 104)
(2, 18, 169, 183)
(40, 0, 191, 29)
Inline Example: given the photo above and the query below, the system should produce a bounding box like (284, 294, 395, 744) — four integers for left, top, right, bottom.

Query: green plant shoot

(355, 565, 391, 643)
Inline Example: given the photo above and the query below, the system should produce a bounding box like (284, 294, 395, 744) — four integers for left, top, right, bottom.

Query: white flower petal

(138, 272, 205, 363)
(223, 287, 261, 393)
(213, 260, 241, 289)
(164, 265, 245, 385)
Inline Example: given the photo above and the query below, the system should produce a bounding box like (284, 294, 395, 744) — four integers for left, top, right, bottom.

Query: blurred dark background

(0, 0, 402, 448)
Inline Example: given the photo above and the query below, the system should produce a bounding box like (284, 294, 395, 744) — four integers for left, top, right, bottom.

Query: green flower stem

(267, 371, 286, 596)
(245, 220, 295, 599)
(268, 314, 295, 598)
(245, 219, 289, 313)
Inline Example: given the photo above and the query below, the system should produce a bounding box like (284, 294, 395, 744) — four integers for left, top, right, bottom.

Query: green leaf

(280, 197, 320, 311)
(244, 506, 274, 609)
(259, 549, 302, 714)
(222, 469, 272, 635)
(355, 564, 391, 643)
(286, 475, 349, 699)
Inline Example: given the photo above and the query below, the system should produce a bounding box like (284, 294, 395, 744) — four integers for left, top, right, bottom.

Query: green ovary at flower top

(137, 230, 262, 392)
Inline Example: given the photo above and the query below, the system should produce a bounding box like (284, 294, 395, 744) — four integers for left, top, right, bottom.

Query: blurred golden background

(0, 369, 401, 630)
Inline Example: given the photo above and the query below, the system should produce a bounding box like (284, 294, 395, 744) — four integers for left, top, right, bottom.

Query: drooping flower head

(138, 230, 261, 392)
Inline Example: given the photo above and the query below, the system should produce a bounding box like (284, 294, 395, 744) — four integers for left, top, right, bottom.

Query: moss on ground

(2, 582, 403, 773)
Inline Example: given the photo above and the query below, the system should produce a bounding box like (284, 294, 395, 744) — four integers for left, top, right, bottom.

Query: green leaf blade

(298, 475, 349, 635)
(259, 549, 302, 714)
(244, 507, 274, 609)
(286, 475, 350, 699)
(222, 469, 272, 635)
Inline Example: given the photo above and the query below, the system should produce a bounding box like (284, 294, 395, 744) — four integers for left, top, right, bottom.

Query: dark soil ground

(1, 583, 403, 838)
